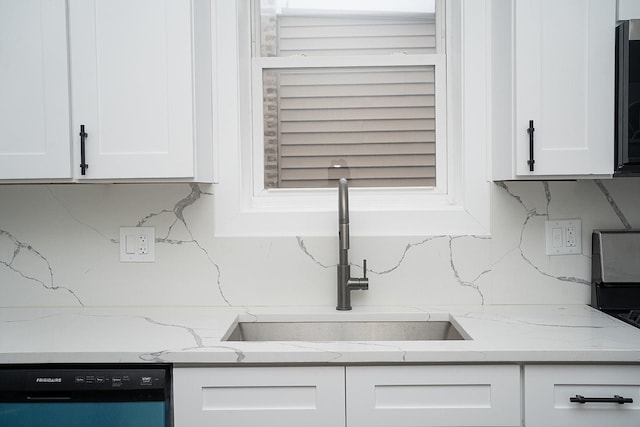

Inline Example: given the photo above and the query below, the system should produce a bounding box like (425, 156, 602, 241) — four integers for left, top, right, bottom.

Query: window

(253, 0, 446, 190)
(212, 0, 490, 237)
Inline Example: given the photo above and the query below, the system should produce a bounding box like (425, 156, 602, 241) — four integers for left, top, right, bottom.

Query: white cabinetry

(492, 0, 616, 179)
(173, 365, 521, 427)
(346, 365, 521, 427)
(0, 0, 72, 179)
(524, 365, 640, 427)
(0, 0, 213, 182)
(69, 0, 204, 180)
(173, 366, 346, 427)
(618, 0, 640, 20)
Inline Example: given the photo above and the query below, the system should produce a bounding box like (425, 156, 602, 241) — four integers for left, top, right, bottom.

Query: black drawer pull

(79, 124, 88, 176)
(527, 120, 535, 171)
(570, 394, 633, 404)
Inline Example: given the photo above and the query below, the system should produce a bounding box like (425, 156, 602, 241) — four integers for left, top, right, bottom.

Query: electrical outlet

(544, 219, 582, 255)
(120, 227, 155, 262)
(566, 226, 577, 247)
(138, 234, 149, 255)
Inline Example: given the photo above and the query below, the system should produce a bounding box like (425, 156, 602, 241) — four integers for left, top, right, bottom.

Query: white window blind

(267, 65, 435, 188)
(257, 5, 442, 189)
(275, 14, 436, 56)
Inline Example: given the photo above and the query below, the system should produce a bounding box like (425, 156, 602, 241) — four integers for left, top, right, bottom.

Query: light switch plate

(120, 227, 155, 262)
(544, 219, 582, 255)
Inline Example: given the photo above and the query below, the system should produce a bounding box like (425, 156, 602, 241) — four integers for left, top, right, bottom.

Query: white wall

(1, 178, 639, 308)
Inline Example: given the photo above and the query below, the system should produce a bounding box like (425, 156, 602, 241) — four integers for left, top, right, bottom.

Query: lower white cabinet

(347, 365, 521, 427)
(173, 365, 522, 427)
(173, 366, 346, 427)
(173, 364, 640, 427)
(524, 365, 640, 427)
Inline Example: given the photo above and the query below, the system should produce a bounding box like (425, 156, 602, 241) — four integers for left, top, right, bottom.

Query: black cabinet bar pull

(570, 395, 633, 404)
(527, 120, 535, 172)
(79, 124, 88, 176)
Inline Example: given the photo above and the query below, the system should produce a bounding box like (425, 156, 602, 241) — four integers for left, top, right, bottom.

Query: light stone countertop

(1, 305, 639, 365)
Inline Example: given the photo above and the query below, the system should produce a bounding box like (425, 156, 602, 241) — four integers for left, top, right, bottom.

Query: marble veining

(296, 236, 332, 269)
(8, 184, 226, 307)
(449, 236, 490, 304)
(373, 236, 444, 275)
(129, 312, 248, 363)
(140, 343, 248, 364)
(47, 188, 119, 244)
(136, 184, 231, 306)
(298, 234, 490, 304)
(456, 311, 610, 329)
(495, 182, 590, 286)
(594, 179, 633, 229)
(2, 176, 640, 307)
(139, 316, 240, 362)
(0, 230, 84, 306)
(1, 306, 639, 364)
(137, 315, 206, 348)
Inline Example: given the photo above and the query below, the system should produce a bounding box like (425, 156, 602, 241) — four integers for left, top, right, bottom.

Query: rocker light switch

(551, 228, 563, 248)
(125, 234, 136, 254)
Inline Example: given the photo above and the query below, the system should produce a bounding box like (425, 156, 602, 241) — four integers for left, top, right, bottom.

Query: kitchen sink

(223, 320, 467, 342)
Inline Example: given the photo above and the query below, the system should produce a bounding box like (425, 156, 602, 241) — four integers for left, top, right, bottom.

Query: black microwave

(616, 20, 640, 175)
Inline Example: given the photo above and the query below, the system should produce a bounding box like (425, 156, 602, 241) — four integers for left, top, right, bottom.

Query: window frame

(212, 0, 491, 237)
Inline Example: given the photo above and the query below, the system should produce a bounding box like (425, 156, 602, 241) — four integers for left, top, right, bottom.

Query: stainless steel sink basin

(224, 320, 467, 342)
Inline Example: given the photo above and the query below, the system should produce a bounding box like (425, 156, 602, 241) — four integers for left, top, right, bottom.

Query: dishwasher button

(140, 376, 153, 386)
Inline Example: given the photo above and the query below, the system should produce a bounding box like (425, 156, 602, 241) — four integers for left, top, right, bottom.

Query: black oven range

(592, 230, 640, 328)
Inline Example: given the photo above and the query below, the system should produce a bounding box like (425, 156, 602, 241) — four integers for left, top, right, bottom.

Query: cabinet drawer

(525, 365, 640, 427)
(346, 365, 521, 427)
(173, 366, 345, 427)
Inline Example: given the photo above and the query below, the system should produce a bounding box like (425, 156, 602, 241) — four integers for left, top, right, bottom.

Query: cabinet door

(346, 365, 521, 427)
(173, 366, 346, 427)
(618, 0, 640, 20)
(68, 0, 194, 179)
(514, 0, 615, 176)
(0, 0, 72, 179)
(525, 365, 640, 427)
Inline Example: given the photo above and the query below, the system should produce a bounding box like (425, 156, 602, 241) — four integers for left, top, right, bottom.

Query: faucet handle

(363, 259, 367, 279)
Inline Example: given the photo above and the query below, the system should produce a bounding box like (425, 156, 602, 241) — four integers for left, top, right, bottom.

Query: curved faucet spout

(338, 178, 349, 252)
(336, 178, 368, 311)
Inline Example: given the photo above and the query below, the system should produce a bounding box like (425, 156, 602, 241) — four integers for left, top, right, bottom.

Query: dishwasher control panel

(0, 366, 167, 392)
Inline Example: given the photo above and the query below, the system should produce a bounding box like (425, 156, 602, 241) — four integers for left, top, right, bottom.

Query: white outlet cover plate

(544, 219, 582, 256)
(120, 227, 155, 262)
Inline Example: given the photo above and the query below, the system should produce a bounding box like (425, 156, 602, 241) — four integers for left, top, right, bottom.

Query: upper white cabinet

(618, 0, 640, 20)
(492, 0, 616, 180)
(69, 0, 197, 180)
(0, 0, 213, 182)
(0, 0, 72, 179)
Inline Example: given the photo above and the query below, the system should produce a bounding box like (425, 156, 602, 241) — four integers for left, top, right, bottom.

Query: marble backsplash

(1, 178, 639, 308)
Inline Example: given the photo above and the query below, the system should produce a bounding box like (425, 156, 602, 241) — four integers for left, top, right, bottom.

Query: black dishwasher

(0, 364, 172, 427)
